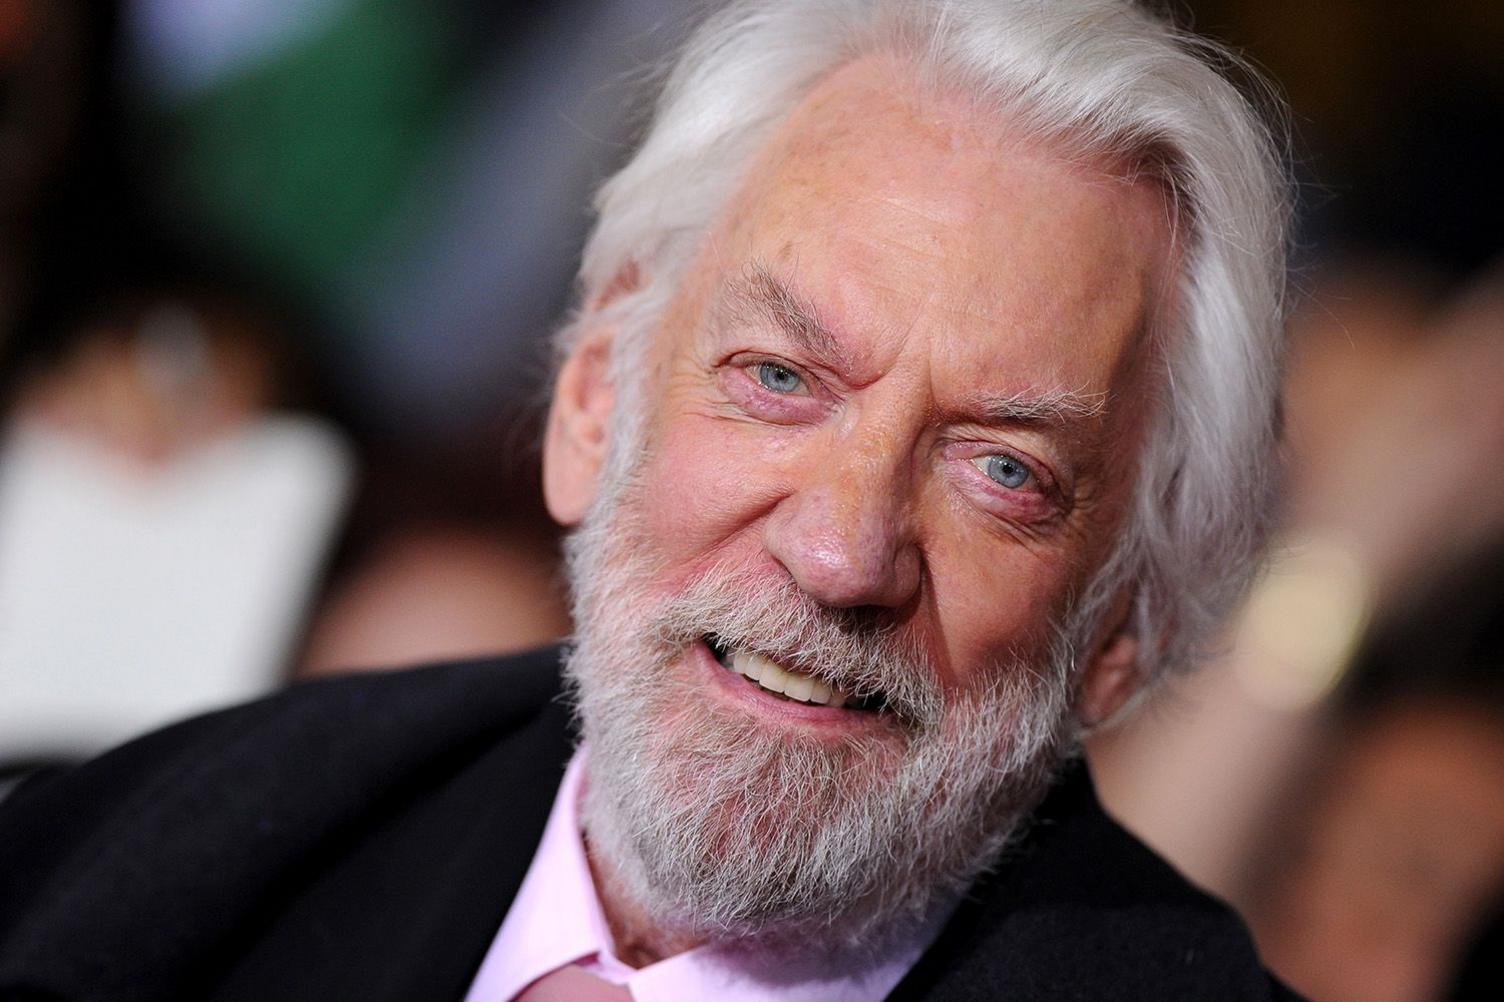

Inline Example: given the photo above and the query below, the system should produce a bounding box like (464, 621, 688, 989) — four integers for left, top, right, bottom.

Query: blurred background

(0, 1, 1498, 999)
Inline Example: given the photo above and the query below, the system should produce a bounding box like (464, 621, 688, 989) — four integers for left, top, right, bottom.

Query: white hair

(559, 0, 1290, 690)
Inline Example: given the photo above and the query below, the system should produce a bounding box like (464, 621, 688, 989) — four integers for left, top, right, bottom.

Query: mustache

(648, 563, 944, 726)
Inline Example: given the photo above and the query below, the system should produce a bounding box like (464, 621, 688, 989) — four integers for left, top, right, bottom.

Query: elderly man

(0, 0, 1293, 998)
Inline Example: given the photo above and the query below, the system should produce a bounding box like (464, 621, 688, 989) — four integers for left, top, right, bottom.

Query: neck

(584, 832, 705, 968)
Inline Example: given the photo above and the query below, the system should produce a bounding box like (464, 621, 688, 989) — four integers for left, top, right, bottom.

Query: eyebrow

(725, 263, 849, 368)
(965, 386, 1108, 426)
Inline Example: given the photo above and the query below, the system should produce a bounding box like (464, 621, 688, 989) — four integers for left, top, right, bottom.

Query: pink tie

(514, 964, 632, 1001)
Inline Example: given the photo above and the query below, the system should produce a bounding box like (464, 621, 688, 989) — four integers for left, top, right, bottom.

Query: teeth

(784, 673, 814, 702)
(740, 651, 789, 694)
(726, 647, 851, 707)
(736, 650, 764, 681)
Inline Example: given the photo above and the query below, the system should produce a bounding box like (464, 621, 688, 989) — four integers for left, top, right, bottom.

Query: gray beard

(562, 442, 1082, 951)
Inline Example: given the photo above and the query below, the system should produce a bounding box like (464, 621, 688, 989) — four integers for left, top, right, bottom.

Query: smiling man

(549, 55, 1179, 961)
(0, 2, 1293, 999)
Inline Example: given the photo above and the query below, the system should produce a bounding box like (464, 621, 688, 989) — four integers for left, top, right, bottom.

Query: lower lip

(692, 638, 882, 729)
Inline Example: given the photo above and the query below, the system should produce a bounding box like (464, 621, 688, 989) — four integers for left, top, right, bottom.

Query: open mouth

(704, 634, 887, 712)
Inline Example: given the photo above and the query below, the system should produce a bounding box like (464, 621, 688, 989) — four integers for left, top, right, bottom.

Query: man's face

(548, 58, 1174, 945)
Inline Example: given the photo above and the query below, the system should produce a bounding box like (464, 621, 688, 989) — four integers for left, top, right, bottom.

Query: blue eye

(755, 362, 803, 394)
(974, 454, 1032, 489)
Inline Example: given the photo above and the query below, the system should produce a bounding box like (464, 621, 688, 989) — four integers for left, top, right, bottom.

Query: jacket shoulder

(0, 647, 564, 966)
(895, 759, 1295, 1000)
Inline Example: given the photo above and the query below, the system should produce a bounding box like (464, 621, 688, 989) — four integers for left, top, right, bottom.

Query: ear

(542, 330, 615, 526)
(542, 262, 645, 526)
(1075, 595, 1145, 729)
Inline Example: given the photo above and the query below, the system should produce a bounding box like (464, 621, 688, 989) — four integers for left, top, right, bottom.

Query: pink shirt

(463, 750, 949, 1002)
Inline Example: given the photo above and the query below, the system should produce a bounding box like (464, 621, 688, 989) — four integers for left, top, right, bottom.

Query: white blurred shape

(0, 416, 353, 759)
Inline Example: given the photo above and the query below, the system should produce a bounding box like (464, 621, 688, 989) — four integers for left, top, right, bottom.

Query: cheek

(634, 412, 804, 580)
(920, 527, 1073, 689)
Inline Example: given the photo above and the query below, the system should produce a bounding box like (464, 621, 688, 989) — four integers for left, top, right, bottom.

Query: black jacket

(0, 646, 1296, 1000)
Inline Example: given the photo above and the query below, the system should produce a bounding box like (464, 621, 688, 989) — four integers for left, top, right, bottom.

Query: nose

(762, 441, 922, 610)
